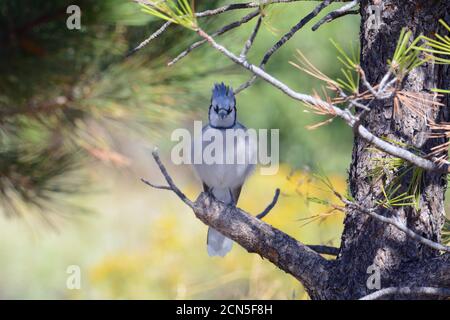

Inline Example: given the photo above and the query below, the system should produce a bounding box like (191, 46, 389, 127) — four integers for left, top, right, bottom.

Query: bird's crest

(212, 82, 235, 103)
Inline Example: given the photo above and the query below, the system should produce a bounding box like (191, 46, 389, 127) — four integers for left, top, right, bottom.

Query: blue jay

(192, 83, 256, 257)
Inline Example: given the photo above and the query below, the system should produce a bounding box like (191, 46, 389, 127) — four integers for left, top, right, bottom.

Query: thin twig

(359, 68, 383, 98)
(240, 14, 263, 59)
(359, 67, 394, 100)
(133, 0, 322, 18)
(168, 10, 260, 66)
(129, 0, 297, 57)
(311, 0, 360, 31)
(127, 21, 171, 57)
(143, 148, 194, 207)
(378, 70, 394, 93)
(235, 75, 258, 94)
(260, 0, 333, 67)
(360, 287, 450, 300)
(257, 188, 280, 219)
(349, 100, 371, 111)
(132, 0, 259, 17)
(194, 0, 315, 17)
(344, 199, 450, 253)
(141, 178, 172, 190)
(129, 0, 349, 58)
(195, 28, 449, 173)
(194, 2, 256, 17)
(236, 0, 334, 93)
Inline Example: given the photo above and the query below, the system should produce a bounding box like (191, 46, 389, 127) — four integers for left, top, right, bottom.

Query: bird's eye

(214, 106, 219, 113)
(227, 108, 232, 114)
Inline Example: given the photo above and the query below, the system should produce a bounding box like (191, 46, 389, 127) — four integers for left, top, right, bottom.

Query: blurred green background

(0, 0, 360, 299)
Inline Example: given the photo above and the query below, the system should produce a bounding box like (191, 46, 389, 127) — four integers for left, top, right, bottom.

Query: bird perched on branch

(192, 83, 256, 257)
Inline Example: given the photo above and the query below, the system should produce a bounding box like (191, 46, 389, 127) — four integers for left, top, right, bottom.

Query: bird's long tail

(207, 227, 233, 257)
(206, 187, 235, 257)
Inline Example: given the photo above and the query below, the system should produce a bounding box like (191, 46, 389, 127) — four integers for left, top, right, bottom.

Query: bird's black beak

(218, 110, 227, 119)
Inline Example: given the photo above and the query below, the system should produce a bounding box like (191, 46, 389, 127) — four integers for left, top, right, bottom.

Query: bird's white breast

(191, 124, 256, 190)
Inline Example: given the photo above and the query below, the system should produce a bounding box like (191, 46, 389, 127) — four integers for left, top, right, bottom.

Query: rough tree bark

(327, 0, 450, 299)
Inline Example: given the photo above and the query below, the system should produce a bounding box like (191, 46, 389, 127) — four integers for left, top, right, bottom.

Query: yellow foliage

(89, 165, 345, 299)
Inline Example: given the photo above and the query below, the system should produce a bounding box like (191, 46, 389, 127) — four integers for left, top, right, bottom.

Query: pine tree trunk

(318, 0, 450, 299)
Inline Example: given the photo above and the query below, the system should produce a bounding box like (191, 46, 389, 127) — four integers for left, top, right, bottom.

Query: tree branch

(127, 21, 171, 57)
(359, 286, 450, 300)
(142, 149, 331, 296)
(145, 148, 194, 207)
(129, 0, 325, 58)
(168, 10, 260, 66)
(240, 14, 263, 59)
(236, 0, 334, 93)
(130, 0, 352, 60)
(193, 0, 337, 18)
(342, 199, 450, 253)
(260, 0, 333, 67)
(194, 28, 449, 173)
(256, 188, 280, 219)
(194, 192, 331, 295)
(311, 0, 360, 31)
(140, 177, 171, 191)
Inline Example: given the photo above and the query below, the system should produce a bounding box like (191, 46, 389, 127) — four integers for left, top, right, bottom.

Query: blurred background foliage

(2, 0, 442, 300)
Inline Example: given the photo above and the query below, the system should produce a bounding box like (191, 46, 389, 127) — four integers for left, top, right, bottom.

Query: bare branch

(343, 199, 450, 253)
(311, 0, 360, 31)
(240, 14, 263, 59)
(132, 0, 264, 17)
(194, 2, 256, 17)
(236, 0, 334, 93)
(140, 178, 172, 191)
(194, 0, 322, 18)
(127, 21, 171, 57)
(356, 125, 446, 172)
(256, 188, 280, 219)
(129, 0, 348, 59)
(134, 0, 325, 18)
(168, 10, 260, 66)
(143, 149, 330, 296)
(360, 286, 450, 300)
(143, 148, 195, 207)
(373, 70, 394, 95)
(129, 0, 301, 57)
(259, 0, 333, 67)
(195, 28, 449, 173)
(235, 75, 258, 94)
(358, 67, 390, 99)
